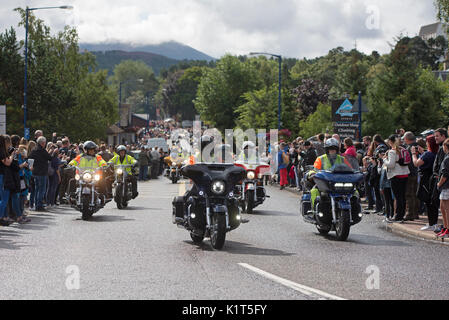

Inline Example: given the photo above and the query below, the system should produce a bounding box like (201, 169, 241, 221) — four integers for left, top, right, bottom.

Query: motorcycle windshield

(181, 164, 245, 194)
(315, 163, 364, 184)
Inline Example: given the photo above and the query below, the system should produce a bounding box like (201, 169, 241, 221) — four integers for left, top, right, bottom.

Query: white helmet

(324, 138, 340, 151)
(242, 141, 256, 149)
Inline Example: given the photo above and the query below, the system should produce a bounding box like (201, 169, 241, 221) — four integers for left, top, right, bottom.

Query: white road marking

(238, 263, 346, 300)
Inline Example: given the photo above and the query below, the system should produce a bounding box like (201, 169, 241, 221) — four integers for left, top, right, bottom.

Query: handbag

(282, 152, 289, 165)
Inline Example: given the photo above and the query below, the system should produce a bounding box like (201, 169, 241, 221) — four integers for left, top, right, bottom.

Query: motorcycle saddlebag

(301, 193, 311, 216)
(172, 196, 185, 223)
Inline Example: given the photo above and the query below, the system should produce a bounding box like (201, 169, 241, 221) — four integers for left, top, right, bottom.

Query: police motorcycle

(172, 138, 247, 250)
(300, 140, 364, 241)
(113, 164, 136, 209)
(71, 166, 110, 220)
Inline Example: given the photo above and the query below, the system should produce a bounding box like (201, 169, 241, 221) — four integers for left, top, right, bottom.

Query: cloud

(0, 0, 438, 59)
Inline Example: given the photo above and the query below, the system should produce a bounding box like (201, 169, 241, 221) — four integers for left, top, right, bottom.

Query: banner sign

(332, 99, 359, 140)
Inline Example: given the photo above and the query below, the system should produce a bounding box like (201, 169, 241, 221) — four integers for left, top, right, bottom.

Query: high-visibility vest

(109, 154, 137, 173)
(314, 154, 345, 171)
(69, 154, 107, 168)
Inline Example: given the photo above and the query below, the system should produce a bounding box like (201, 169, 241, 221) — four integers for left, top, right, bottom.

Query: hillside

(89, 50, 180, 75)
(80, 41, 215, 62)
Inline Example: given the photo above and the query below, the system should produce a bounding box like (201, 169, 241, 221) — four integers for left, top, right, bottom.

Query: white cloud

(0, 0, 438, 59)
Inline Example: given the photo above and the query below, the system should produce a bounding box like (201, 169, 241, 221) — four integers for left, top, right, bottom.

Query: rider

(308, 138, 352, 209)
(68, 141, 111, 199)
(108, 145, 139, 199)
(237, 141, 257, 163)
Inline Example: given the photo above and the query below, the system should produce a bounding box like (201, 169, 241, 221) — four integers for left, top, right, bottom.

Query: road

(0, 177, 448, 300)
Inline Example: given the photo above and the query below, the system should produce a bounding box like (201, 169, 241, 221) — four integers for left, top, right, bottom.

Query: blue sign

(335, 99, 356, 117)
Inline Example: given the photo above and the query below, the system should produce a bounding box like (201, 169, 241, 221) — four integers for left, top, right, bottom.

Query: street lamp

(249, 52, 282, 131)
(23, 5, 74, 139)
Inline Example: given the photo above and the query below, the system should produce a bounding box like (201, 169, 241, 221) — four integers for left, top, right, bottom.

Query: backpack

(397, 147, 411, 167)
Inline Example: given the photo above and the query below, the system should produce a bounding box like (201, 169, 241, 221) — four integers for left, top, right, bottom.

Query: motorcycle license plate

(82, 188, 91, 195)
(247, 184, 255, 190)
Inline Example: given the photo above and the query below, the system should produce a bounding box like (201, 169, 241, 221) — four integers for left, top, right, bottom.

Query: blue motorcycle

(300, 164, 364, 241)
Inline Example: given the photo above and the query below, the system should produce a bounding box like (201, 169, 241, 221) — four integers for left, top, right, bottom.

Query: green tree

(298, 103, 333, 138)
(194, 55, 260, 131)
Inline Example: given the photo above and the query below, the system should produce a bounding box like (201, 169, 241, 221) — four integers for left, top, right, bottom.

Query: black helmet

(84, 141, 98, 151)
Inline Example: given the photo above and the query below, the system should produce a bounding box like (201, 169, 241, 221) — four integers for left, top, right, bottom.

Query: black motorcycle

(300, 164, 364, 241)
(172, 163, 246, 250)
(69, 166, 110, 220)
(113, 164, 136, 209)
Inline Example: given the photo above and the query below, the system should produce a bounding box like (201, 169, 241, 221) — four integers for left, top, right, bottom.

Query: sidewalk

(277, 184, 448, 245)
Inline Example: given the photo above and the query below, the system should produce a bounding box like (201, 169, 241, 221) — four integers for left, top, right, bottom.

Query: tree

(0, 28, 24, 134)
(293, 78, 329, 118)
(194, 55, 260, 131)
(298, 103, 333, 139)
(6, 8, 117, 141)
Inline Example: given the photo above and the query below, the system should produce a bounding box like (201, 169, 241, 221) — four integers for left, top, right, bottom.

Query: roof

(133, 114, 150, 120)
(107, 124, 124, 135)
(419, 22, 441, 37)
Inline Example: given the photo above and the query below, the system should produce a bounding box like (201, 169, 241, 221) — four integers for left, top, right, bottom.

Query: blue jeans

(139, 165, 149, 181)
(35, 175, 48, 209)
(0, 174, 8, 218)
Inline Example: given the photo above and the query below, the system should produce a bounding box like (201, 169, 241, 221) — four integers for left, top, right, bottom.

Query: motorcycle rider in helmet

(108, 145, 139, 199)
(237, 141, 257, 163)
(307, 138, 352, 209)
(68, 141, 111, 200)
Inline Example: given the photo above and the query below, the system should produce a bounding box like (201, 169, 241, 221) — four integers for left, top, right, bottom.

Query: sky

(0, 0, 438, 59)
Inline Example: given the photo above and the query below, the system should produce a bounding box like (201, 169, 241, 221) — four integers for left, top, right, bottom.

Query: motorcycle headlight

(83, 173, 92, 182)
(247, 171, 256, 180)
(94, 174, 101, 182)
(212, 181, 225, 195)
(116, 168, 123, 175)
(334, 183, 354, 191)
(75, 174, 80, 181)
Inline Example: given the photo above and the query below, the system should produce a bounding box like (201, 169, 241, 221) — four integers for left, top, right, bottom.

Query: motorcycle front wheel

(190, 232, 205, 244)
(335, 209, 351, 241)
(210, 214, 226, 250)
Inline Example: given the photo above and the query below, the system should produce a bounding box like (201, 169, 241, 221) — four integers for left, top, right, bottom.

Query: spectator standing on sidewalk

(278, 142, 289, 190)
(403, 132, 420, 221)
(378, 147, 394, 219)
(28, 136, 52, 212)
(412, 136, 438, 231)
(431, 128, 448, 233)
(138, 147, 150, 181)
(436, 138, 449, 238)
(382, 135, 410, 223)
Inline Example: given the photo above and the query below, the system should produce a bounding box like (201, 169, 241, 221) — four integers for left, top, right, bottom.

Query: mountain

(80, 41, 215, 62)
(88, 50, 179, 76)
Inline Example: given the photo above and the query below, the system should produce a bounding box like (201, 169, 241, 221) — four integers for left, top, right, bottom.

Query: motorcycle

(113, 164, 136, 209)
(234, 161, 270, 214)
(300, 164, 364, 241)
(172, 163, 246, 250)
(169, 163, 182, 184)
(70, 166, 110, 220)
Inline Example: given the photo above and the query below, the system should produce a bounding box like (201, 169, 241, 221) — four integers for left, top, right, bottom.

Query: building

(419, 22, 448, 41)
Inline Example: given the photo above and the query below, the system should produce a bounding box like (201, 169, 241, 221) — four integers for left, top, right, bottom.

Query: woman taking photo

(382, 135, 410, 223)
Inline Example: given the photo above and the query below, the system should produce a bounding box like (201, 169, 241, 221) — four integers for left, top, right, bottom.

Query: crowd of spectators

(275, 128, 449, 238)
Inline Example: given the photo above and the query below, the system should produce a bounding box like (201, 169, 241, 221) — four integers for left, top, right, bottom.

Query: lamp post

(23, 5, 73, 139)
(249, 52, 282, 131)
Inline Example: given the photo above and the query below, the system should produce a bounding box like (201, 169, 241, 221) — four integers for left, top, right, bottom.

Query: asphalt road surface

(0, 177, 448, 300)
